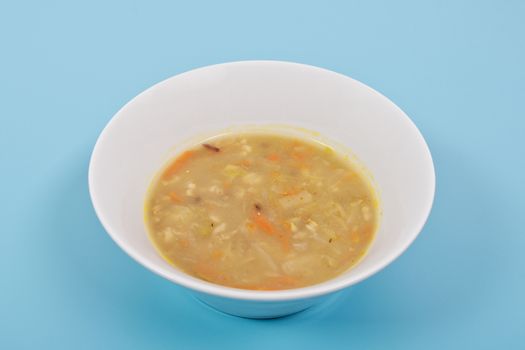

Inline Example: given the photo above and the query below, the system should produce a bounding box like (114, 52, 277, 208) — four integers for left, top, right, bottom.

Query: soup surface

(145, 132, 378, 290)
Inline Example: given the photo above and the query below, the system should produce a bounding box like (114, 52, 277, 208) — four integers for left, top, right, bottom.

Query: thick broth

(145, 133, 378, 290)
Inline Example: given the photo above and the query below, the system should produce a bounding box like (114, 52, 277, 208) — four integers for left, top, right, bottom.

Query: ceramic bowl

(89, 61, 435, 318)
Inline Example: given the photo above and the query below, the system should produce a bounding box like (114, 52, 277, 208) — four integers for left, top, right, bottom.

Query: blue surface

(1, 1, 524, 348)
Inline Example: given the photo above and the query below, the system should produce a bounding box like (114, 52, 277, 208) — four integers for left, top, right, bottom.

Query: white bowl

(89, 61, 435, 318)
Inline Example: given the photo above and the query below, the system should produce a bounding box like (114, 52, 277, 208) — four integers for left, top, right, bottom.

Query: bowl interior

(89, 61, 435, 300)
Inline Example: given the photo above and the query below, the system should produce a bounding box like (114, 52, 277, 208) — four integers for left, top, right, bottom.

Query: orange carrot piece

(281, 187, 300, 196)
(162, 151, 195, 180)
(252, 212, 275, 235)
(251, 212, 291, 252)
(266, 153, 280, 162)
(168, 191, 182, 203)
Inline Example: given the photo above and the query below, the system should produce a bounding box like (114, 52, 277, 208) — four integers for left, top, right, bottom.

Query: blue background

(1, 1, 524, 348)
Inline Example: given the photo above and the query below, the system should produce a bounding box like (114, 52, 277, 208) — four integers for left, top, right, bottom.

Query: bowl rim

(88, 60, 436, 302)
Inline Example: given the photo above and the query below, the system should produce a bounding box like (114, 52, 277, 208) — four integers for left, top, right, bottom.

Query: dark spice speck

(202, 143, 220, 152)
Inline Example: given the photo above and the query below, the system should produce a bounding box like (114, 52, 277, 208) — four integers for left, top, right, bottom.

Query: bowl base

(194, 296, 313, 319)
(191, 291, 339, 319)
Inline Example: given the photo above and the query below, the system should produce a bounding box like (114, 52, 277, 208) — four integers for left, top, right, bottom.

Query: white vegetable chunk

(212, 222, 227, 234)
(361, 205, 372, 221)
(243, 173, 262, 185)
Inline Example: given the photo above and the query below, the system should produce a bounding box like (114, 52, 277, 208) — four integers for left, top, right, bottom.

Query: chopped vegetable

(250, 211, 290, 252)
(280, 187, 301, 196)
(252, 212, 275, 235)
(222, 164, 245, 179)
(197, 222, 214, 236)
(266, 153, 280, 162)
(361, 205, 372, 221)
(212, 222, 227, 234)
(242, 172, 262, 185)
(162, 151, 195, 180)
(168, 191, 182, 203)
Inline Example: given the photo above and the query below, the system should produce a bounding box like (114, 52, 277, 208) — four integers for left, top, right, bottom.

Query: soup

(145, 132, 378, 290)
